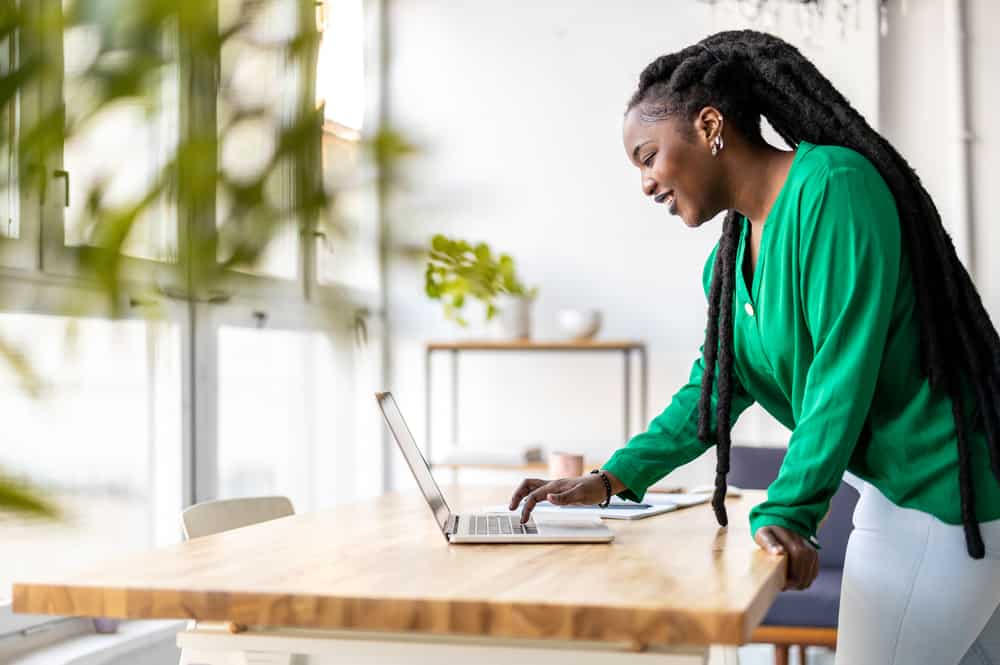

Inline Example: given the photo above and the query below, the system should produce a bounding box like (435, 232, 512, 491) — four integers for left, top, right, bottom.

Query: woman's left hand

(754, 525, 819, 591)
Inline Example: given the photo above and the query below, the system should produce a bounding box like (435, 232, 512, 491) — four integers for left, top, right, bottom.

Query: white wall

(879, 0, 1000, 320)
(968, 1, 1000, 318)
(383, 1, 880, 490)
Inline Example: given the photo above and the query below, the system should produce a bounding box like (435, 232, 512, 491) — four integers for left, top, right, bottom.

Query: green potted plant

(424, 234, 538, 338)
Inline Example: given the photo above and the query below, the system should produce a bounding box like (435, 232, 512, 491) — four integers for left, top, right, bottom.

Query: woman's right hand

(508, 474, 609, 524)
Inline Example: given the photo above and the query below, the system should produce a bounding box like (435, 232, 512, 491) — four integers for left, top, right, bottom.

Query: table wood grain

(13, 487, 785, 648)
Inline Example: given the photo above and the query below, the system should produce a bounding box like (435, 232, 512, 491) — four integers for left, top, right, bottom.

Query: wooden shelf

(424, 339, 648, 467)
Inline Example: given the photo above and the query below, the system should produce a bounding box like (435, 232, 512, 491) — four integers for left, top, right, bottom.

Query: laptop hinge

(447, 515, 459, 535)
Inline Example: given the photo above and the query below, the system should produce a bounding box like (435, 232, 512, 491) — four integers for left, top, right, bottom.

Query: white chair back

(181, 495, 294, 540)
(178, 495, 295, 648)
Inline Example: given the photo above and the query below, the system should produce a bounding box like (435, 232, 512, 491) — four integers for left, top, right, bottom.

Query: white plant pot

(489, 294, 533, 340)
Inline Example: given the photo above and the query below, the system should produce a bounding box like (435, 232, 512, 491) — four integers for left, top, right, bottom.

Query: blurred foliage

(424, 233, 536, 327)
(0, 0, 412, 518)
(0, 472, 61, 519)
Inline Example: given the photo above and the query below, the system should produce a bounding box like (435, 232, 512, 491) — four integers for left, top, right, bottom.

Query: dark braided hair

(626, 29, 1000, 559)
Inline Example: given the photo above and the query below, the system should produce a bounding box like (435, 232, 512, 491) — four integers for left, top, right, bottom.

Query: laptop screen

(375, 392, 451, 535)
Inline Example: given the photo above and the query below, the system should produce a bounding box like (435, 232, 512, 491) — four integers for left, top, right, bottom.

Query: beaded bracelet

(590, 469, 612, 508)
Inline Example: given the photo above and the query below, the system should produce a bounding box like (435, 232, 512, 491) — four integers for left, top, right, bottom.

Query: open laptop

(375, 391, 614, 544)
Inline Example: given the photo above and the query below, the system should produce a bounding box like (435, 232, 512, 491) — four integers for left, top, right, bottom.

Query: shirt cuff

(599, 456, 645, 504)
(750, 513, 822, 550)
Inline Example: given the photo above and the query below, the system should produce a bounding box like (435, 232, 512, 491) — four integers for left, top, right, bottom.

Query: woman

(510, 30, 1000, 664)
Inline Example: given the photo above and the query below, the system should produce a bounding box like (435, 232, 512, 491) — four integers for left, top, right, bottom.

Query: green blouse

(602, 139, 1000, 544)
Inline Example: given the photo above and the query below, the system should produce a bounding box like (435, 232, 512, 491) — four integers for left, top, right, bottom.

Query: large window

(217, 0, 298, 280)
(315, 0, 380, 292)
(0, 314, 183, 601)
(61, 8, 179, 262)
(0, 28, 19, 242)
(317, 0, 365, 132)
(0, 4, 38, 272)
(217, 320, 384, 509)
(0, 0, 386, 640)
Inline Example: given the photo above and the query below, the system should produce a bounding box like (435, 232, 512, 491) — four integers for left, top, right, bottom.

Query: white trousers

(835, 480, 1000, 665)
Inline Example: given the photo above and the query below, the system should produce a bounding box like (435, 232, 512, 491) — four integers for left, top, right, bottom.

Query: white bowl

(557, 309, 602, 340)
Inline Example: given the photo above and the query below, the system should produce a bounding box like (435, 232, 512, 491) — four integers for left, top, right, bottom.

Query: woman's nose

(642, 177, 657, 197)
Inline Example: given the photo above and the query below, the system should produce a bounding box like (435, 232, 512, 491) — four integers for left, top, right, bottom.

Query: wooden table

(425, 340, 648, 464)
(13, 487, 785, 665)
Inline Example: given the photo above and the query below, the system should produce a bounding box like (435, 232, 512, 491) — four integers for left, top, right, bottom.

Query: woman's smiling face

(622, 105, 726, 228)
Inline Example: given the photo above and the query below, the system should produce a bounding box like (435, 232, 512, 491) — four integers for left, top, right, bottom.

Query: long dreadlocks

(626, 29, 1000, 559)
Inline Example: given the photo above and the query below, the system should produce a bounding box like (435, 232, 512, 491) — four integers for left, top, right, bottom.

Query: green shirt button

(744, 302, 755, 317)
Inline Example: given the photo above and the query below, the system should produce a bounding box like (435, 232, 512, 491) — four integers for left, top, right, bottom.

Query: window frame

(0, 0, 44, 272)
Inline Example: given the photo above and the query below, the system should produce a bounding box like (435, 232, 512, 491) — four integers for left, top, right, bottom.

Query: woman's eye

(643, 154, 656, 168)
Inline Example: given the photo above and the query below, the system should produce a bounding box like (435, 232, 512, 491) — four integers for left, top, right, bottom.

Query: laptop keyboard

(471, 514, 538, 536)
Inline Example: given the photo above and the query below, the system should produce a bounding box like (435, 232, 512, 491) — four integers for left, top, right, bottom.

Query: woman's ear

(695, 106, 723, 149)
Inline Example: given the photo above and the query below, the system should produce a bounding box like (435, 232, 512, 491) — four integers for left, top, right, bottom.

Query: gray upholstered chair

(727, 445, 859, 665)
